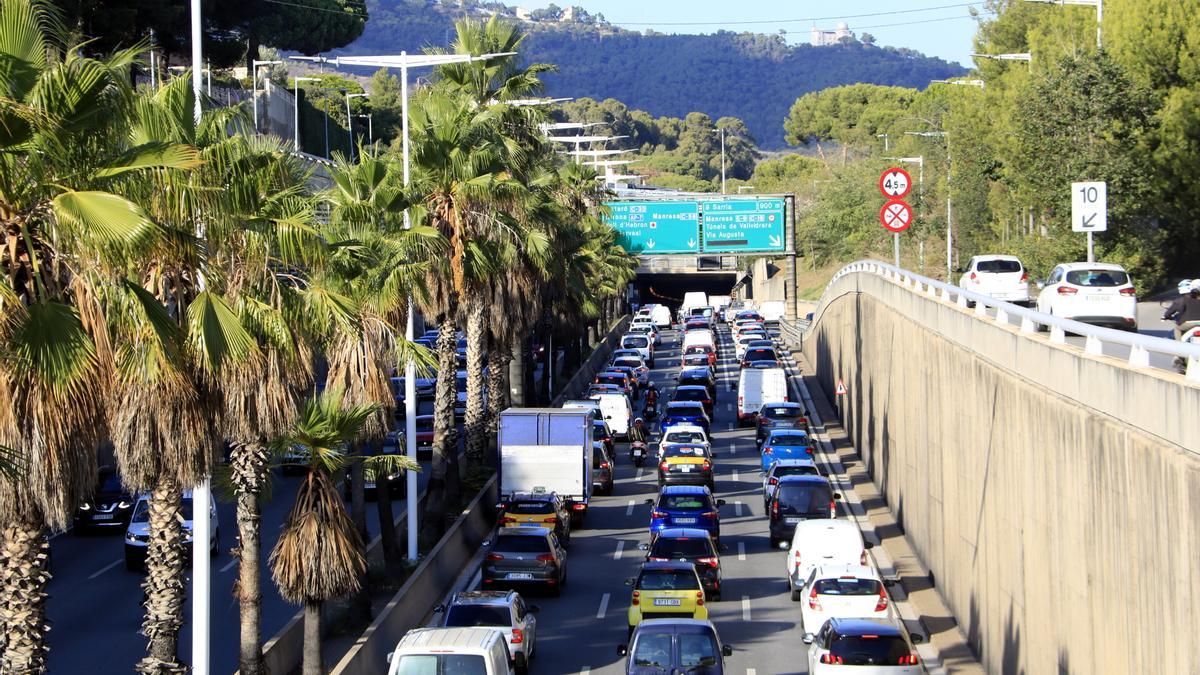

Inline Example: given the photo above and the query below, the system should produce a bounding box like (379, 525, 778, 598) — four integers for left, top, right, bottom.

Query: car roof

(641, 560, 699, 572)
(635, 619, 717, 634)
(666, 401, 704, 409)
(662, 424, 705, 434)
(811, 563, 881, 581)
(777, 473, 828, 484)
(679, 368, 714, 378)
(972, 254, 1021, 262)
(1057, 262, 1127, 271)
(508, 492, 558, 502)
(769, 458, 818, 469)
(496, 526, 552, 537)
(766, 429, 809, 439)
(675, 385, 709, 392)
(451, 590, 517, 606)
(660, 484, 711, 495)
(794, 519, 860, 537)
(653, 527, 714, 539)
(827, 617, 905, 636)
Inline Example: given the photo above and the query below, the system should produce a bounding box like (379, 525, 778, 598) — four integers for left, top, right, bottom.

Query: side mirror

(638, 543, 650, 551)
(864, 541, 874, 550)
(616, 645, 628, 656)
(624, 577, 635, 586)
(883, 579, 896, 588)
(722, 645, 734, 657)
(1035, 280, 1046, 290)
(802, 634, 814, 644)
(910, 633, 925, 644)
(528, 605, 541, 614)
(387, 652, 394, 663)
(833, 493, 842, 500)
(644, 498, 654, 505)
(433, 604, 445, 613)
(716, 499, 727, 507)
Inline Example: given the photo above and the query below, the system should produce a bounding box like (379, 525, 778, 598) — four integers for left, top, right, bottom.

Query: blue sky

(520, 0, 985, 66)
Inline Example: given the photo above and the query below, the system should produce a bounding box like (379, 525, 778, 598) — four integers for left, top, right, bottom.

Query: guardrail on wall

(819, 260, 1200, 382)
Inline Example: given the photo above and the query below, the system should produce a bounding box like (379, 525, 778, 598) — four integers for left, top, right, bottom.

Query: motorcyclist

(644, 382, 659, 407)
(630, 417, 648, 444)
(1163, 279, 1200, 340)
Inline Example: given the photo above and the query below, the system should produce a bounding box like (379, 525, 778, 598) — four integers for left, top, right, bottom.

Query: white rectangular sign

(1071, 181, 1107, 232)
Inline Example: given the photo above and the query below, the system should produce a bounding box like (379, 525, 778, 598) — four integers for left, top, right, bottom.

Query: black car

(741, 347, 779, 368)
(73, 469, 134, 534)
(756, 402, 809, 445)
(482, 527, 568, 596)
(593, 418, 615, 454)
(592, 444, 615, 495)
(676, 368, 717, 399)
(671, 385, 714, 418)
(619, 619, 733, 675)
(642, 528, 723, 600)
(767, 475, 841, 547)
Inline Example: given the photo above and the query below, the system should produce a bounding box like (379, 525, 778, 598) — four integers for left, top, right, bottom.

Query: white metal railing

(810, 259, 1200, 382)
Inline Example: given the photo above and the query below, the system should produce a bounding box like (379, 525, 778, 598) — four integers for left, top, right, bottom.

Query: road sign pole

(1087, 231, 1094, 263)
(894, 232, 900, 268)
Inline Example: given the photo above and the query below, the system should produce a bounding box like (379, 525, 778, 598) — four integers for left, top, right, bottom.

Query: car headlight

(118, 500, 131, 509)
(125, 532, 137, 542)
(79, 503, 92, 511)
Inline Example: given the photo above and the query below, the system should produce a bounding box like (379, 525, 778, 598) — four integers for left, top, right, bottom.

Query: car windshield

(392, 654, 488, 675)
(660, 495, 709, 510)
(776, 485, 832, 514)
(637, 569, 700, 590)
(976, 259, 1022, 273)
(664, 431, 706, 444)
(99, 473, 124, 494)
(650, 537, 714, 558)
(764, 407, 802, 419)
(493, 535, 550, 553)
(769, 433, 809, 447)
(624, 336, 649, 348)
(1065, 269, 1130, 287)
(507, 501, 554, 514)
(633, 634, 673, 668)
(814, 577, 882, 596)
(132, 497, 193, 523)
(774, 465, 820, 478)
(828, 635, 912, 665)
(444, 605, 512, 628)
(679, 633, 719, 668)
(663, 445, 706, 458)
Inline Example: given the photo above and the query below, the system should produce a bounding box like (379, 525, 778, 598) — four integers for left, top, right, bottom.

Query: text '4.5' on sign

(879, 167, 912, 200)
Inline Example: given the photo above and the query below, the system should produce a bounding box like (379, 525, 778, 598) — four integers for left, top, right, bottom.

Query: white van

(681, 329, 715, 353)
(388, 627, 514, 675)
(648, 304, 672, 328)
(759, 301, 786, 324)
(620, 333, 654, 367)
(593, 391, 633, 439)
(736, 367, 787, 426)
(785, 520, 873, 600)
(679, 292, 709, 321)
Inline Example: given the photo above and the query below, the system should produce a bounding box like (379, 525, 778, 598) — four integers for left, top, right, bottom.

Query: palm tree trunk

(372, 447, 403, 581)
(347, 458, 371, 624)
(0, 518, 50, 674)
(230, 442, 271, 675)
(302, 601, 323, 675)
(463, 294, 488, 468)
(136, 481, 186, 674)
(509, 342, 527, 407)
(485, 345, 508, 468)
(424, 321, 458, 538)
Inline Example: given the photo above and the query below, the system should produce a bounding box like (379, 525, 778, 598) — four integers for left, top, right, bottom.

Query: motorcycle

(1174, 323, 1200, 374)
(643, 399, 659, 420)
(630, 441, 648, 467)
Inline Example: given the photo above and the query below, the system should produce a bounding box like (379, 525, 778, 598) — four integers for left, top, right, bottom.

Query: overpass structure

(788, 261, 1200, 674)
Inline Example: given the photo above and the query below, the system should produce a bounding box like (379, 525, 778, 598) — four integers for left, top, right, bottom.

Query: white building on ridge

(810, 22, 855, 46)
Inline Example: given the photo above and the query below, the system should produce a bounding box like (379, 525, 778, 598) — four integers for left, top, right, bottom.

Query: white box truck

(737, 367, 788, 426)
(499, 408, 595, 523)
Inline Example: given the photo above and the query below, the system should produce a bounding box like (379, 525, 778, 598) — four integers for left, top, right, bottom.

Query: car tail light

(806, 447, 813, 455)
(652, 510, 666, 519)
(511, 628, 524, 645)
(536, 553, 555, 562)
(760, 419, 772, 427)
(763, 446, 773, 455)
(500, 516, 515, 525)
(820, 655, 844, 665)
(1020, 272, 1029, 282)
(860, 550, 868, 565)
(696, 591, 705, 606)
(969, 272, 977, 281)
(486, 553, 504, 561)
(1057, 286, 1077, 295)
(660, 461, 670, 472)
(600, 462, 610, 470)
(701, 510, 718, 520)
(701, 460, 711, 471)
(770, 501, 780, 521)
(875, 585, 890, 612)
(829, 500, 837, 516)
(542, 516, 558, 524)
(1119, 287, 1136, 296)
(898, 654, 919, 665)
(632, 590, 640, 605)
(696, 556, 719, 568)
(808, 586, 822, 611)
(768, 477, 779, 486)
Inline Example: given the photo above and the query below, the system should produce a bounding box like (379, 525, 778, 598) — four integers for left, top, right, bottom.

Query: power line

(605, 2, 983, 27)
(261, 0, 367, 17)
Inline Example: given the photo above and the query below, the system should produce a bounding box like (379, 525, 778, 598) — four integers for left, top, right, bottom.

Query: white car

(124, 490, 219, 572)
(1035, 262, 1138, 330)
(620, 333, 654, 367)
(787, 520, 872, 597)
(762, 459, 823, 510)
(799, 564, 893, 643)
(437, 590, 538, 673)
(658, 424, 710, 455)
(734, 335, 759, 361)
(629, 322, 660, 346)
(957, 255, 1030, 305)
(807, 617, 922, 674)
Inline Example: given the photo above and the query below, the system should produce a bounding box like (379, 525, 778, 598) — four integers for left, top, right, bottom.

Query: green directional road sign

(699, 198, 787, 252)
(604, 201, 700, 253)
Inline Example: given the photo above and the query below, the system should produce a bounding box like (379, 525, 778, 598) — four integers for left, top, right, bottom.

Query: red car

(414, 414, 434, 458)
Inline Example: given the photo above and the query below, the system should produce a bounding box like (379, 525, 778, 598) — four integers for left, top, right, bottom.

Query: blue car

(660, 401, 711, 435)
(647, 485, 726, 543)
(760, 429, 813, 472)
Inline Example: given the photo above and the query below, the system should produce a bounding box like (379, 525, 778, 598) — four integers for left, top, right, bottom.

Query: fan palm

(270, 389, 417, 675)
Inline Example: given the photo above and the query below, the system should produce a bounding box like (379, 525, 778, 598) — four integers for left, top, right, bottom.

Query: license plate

(681, 466, 693, 472)
(92, 514, 114, 521)
(1089, 294, 1110, 301)
(673, 517, 697, 524)
(785, 517, 802, 524)
(652, 598, 682, 607)
(506, 573, 534, 580)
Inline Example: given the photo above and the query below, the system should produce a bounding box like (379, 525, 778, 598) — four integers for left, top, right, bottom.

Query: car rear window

(633, 634, 673, 667)
(664, 431, 706, 444)
(493, 535, 551, 553)
(744, 349, 777, 361)
(667, 402, 705, 414)
(976, 259, 1022, 273)
(768, 433, 809, 446)
(828, 635, 912, 665)
(777, 485, 833, 513)
(507, 501, 554, 514)
(592, 452, 609, 469)
(663, 445, 706, 458)
(764, 407, 802, 419)
(637, 569, 700, 590)
(650, 537, 715, 558)
(679, 633, 720, 668)
(814, 577, 882, 596)
(596, 374, 624, 385)
(660, 495, 709, 510)
(1065, 269, 1130, 287)
(444, 604, 513, 627)
(774, 465, 821, 478)
(674, 389, 708, 402)
(624, 336, 650, 348)
(614, 359, 642, 369)
(392, 654, 487, 675)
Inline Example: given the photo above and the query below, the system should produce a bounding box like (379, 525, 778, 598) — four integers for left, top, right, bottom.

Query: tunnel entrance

(632, 273, 739, 313)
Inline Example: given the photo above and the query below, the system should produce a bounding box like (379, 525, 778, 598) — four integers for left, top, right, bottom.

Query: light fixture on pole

(501, 97, 573, 106)
(251, 59, 283, 133)
(292, 50, 516, 562)
(737, 185, 755, 194)
(539, 122, 604, 132)
(876, 133, 890, 151)
(293, 77, 320, 151)
(1022, 0, 1102, 49)
(357, 114, 373, 144)
(905, 131, 950, 279)
(346, 92, 368, 160)
(971, 52, 1032, 62)
(930, 78, 986, 88)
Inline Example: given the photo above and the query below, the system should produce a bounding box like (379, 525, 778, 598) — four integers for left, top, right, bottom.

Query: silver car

(436, 590, 540, 673)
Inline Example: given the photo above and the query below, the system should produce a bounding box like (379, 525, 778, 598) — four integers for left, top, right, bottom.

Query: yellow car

(497, 492, 572, 547)
(626, 561, 708, 636)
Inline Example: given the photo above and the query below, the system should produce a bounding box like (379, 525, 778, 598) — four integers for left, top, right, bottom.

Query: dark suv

(676, 367, 717, 399)
(619, 619, 733, 675)
(482, 527, 568, 596)
(807, 617, 923, 670)
(642, 528, 722, 600)
(73, 469, 134, 534)
(756, 401, 809, 445)
(767, 475, 841, 547)
(672, 385, 714, 418)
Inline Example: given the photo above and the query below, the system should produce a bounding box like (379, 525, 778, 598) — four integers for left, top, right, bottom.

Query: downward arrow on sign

(645, 238, 656, 249)
(687, 238, 696, 248)
(1081, 213, 1097, 228)
(768, 235, 782, 247)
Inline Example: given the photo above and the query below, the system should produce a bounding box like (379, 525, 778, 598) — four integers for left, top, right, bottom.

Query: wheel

(769, 537, 779, 549)
(549, 583, 561, 597)
(708, 591, 721, 602)
(791, 588, 803, 601)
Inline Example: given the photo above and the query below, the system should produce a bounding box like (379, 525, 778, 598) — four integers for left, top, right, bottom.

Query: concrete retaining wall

(551, 315, 632, 407)
(801, 270, 1200, 675)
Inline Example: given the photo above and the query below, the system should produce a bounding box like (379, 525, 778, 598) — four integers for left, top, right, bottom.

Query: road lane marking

(735, 501, 744, 517)
(579, 668, 591, 675)
(597, 593, 610, 619)
(730, 444, 737, 455)
(738, 542, 746, 561)
(614, 541, 625, 560)
(742, 596, 752, 621)
(626, 499, 636, 516)
(220, 558, 239, 573)
(636, 468, 644, 481)
(747, 669, 757, 675)
(732, 470, 739, 482)
(88, 558, 123, 579)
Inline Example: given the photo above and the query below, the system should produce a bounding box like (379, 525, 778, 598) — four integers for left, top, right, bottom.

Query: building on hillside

(810, 22, 855, 46)
(513, 6, 532, 20)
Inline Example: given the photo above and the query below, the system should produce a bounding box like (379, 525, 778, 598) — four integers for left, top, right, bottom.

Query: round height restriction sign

(879, 167, 913, 200)
(879, 200, 913, 233)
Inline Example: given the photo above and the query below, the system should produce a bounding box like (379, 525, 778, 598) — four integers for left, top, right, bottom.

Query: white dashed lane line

(220, 558, 238, 573)
(734, 501, 744, 517)
(87, 559, 123, 580)
(741, 596, 752, 621)
(613, 541, 625, 560)
(596, 593, 610, 619)
(626, 499, 635, 516)
(738, 542, 746, 561)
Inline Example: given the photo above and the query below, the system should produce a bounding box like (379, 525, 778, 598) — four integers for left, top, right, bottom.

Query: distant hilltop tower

(810, 22, 855, 46)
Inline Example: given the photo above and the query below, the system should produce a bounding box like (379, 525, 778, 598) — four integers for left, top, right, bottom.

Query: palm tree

(270, 390, 417, 675)
(0, 4, 198, 671)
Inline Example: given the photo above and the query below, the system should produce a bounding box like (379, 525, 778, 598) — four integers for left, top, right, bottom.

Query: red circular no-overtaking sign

(879, 167, 913, 200)
(879, 200, 913, 233)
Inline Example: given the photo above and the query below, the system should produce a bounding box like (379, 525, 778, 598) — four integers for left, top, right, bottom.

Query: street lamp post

(906, 131, 950, 279)
(712, 127, 727, 194)
(346, 92, 368, 161)
(293, 77, 319, 151)
(291, 50, 515, 561)
(251, 59, 283, 133)
(972, 52, 1033, 62)
(357, 114, 374, 144)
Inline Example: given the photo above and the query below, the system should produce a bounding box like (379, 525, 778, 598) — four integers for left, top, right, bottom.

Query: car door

(1039, 266, 1062, 313)
(514, 595, 536, 649)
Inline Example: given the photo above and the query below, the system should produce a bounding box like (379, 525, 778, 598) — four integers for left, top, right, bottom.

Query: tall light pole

(346, 92, 368, 161)
(1023, 0, 1102, 49)
(906, 131, 949, 279)
(293, 77, 319, 150)
(712, 127, 727, 194)
(251, 59, 282, 133)
(291, 50, 515, 561)
(357, 114, 374, 144)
